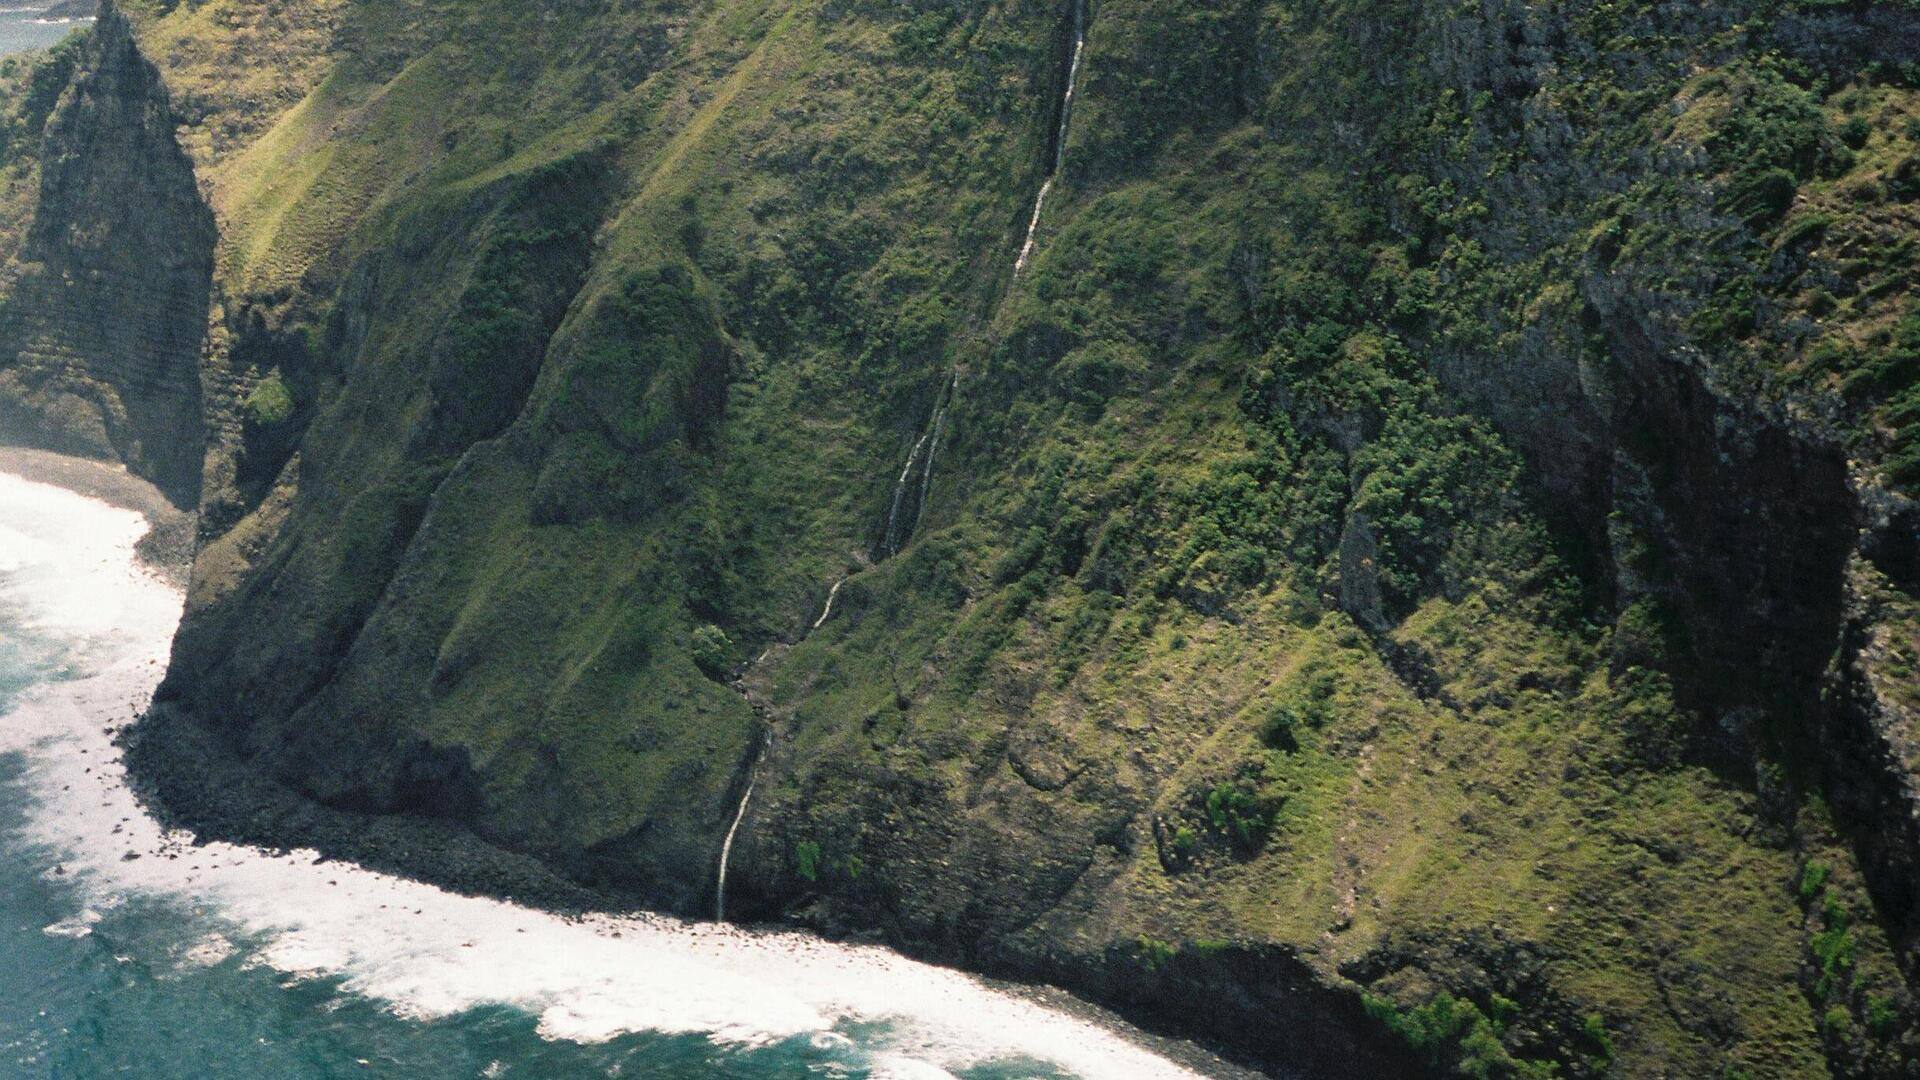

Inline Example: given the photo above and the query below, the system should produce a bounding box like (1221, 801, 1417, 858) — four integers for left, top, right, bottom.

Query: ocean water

(0, 6, 85, 57)
(0, 469, 1222, 1079)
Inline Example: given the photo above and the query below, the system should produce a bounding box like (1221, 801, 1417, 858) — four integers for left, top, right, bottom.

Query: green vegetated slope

(147, 0, 1068, 915)
(22, 0, 1915, 1074)
(0, 37, 82, 262)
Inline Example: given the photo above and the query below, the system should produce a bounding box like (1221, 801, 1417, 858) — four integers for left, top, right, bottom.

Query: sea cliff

(4, 0, 1919, 1075)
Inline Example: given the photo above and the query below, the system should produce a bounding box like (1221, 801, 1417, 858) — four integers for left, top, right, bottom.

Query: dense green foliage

(1362, 990, 1568, 1079)
(0, 31, 84, 159)
(0, 31, 87, 261)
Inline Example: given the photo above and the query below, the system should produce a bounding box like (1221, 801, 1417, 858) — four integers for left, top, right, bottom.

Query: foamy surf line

(0, 469, 1209, 1079)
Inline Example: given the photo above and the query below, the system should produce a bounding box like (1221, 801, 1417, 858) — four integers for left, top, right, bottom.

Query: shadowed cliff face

(0, 3, 212, 508)
(1389, 0, 1920, 985)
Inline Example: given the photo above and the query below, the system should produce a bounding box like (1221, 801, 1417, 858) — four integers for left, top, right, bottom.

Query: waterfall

(711, 0, 1089, 916)
(1013, 179, 1055, 277)
(881, 428, 935, 557)
(911, 394, 947, 540)
(812, 576, 848, 630)
(890, 0, 1091, 564)
(713, 729, 768, 923)
(880, 372, 958, 558)
(713, 576, 848, 922)
(1013, 0, 1088, 276)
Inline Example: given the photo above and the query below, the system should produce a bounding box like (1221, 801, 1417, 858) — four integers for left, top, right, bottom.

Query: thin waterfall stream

(0, 467, 1220, 1078)
(881, 428, 936, 558)
(713, 575, 849, 921)
(912, 385, 948, 536)
(812, 576, 848, 630)
(713, 727, 769, 923)
(714, 0, 1089, 921)
(1014, 0, 1088, 276)
(880, 372, 957, 559)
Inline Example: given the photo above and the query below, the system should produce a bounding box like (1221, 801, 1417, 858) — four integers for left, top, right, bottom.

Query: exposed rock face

(1826, 559, 1920, 934)
(0, 1, 212, 508)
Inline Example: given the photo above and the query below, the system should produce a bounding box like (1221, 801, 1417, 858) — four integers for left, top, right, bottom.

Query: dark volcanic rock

(0, 0, 211, 509)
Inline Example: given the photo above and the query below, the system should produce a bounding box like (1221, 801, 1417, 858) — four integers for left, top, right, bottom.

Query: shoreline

(0, 452, 1263, 1080)
(0, 446, 194, 584)
(123, 703, 1268, 1079)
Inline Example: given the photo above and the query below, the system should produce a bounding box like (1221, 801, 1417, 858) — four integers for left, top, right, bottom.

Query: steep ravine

(693, 13, 1434, 1070)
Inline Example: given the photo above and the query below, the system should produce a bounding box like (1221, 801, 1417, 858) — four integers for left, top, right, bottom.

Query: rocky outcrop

(1824, 558, 1920, 936)
(0, 1, 212, 508)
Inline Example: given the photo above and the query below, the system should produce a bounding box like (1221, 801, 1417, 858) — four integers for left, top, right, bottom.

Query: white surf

(0, 469, 1209, 1079)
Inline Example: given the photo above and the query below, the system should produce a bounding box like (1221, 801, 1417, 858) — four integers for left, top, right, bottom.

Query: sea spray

(0, 469, 1215, 1078)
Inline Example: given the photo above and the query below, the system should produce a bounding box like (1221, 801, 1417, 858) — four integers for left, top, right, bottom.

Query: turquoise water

(0, 7, 84, 56)
(0, 834, 838, 1077)
(0, 471, 1212, 1080)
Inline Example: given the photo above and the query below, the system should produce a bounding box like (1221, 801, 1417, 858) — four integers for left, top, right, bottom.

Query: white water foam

(0, 473, 175, 640)
(0, 469, 1210, 1079)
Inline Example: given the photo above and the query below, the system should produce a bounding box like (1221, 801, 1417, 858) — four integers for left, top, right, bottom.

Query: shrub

(1775, 212, 1832, 252)
(1582, 1013, 1614, 1063)
(1264, 707, 1304, 752)
(1362, 991, 1563, 1078)
(1205, 780, 1277, 850)
(690, 623, 733, 677)
(1839, 115, 1872, 149)
(1170, 825, 1200, 858)
(1137, 936, 1176, 971)
(1729, 167, 1798, 228)
(794, 840, 822, 882)
(1264, 666, 1338, 751)
(242, 371, 295, 427)
(1797, 861, 1832, 904)
(1349, 405, 1520, 614)
(1865, 994, 1898, 1038)
(1052, 341, 1147, 420)
(1705, 64, 1844, 182)
(1812, 908, 1856, 998)
(1888, 155, 1920, 202)
(1842, 314, 1920, 402)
